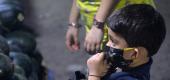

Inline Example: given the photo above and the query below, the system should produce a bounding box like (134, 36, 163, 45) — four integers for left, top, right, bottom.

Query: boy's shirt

(103, 58, 153, 80)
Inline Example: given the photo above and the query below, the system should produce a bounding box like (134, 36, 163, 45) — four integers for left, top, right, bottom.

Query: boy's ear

(132, 47, 148, 59)
(131, 48, 139, 59)
(123, 48, 137, 60)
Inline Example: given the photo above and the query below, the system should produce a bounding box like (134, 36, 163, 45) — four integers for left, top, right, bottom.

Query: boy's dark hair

(106, 4, 166, 56)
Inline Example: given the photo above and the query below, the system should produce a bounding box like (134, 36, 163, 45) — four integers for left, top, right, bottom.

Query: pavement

(22, 0, 170, 80)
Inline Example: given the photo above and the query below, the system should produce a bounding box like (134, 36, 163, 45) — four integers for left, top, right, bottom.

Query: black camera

(103, 46, 132, 69)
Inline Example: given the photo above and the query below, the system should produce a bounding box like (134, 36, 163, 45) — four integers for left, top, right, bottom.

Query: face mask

(103, 46, 134, 69)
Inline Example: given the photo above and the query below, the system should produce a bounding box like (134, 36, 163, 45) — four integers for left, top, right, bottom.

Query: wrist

(93, 18, 105, 29)
(89, 74, 102, 77)
(88, 75, 101, 80)
(68, 22, 80, 28)
(88, 70, 106, 77)
(88, 72, 103, 78)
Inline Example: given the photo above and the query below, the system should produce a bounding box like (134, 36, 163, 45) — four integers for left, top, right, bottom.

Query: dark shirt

(103, 58, 153, 80)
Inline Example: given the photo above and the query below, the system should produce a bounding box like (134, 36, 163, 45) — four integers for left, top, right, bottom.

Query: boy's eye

(110, 39, 118, 46)
(112, 39, 118, 44)
(108, 35, 119, 47)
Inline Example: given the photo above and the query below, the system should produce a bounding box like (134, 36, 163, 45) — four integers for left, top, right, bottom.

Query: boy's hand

(84, 26, 103, 54)
(66, 26, 80, 52)
(87, 53, 108, 77)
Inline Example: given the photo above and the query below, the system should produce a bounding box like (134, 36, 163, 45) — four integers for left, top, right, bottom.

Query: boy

(87, 4, 166, 80)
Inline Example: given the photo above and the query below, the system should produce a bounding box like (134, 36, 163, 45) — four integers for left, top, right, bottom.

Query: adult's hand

(65, 26, 80, 52)
(84, 26, 104, 54)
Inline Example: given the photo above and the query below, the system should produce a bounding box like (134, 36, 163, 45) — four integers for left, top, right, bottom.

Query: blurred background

(22, 0, 170, 80)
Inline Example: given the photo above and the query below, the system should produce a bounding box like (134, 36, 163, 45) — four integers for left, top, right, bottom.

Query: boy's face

(107, 28, 136, 61)
(107, 28, 128, 49)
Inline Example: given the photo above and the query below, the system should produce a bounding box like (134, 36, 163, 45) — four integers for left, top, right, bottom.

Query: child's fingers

(94, 53, 105, 61)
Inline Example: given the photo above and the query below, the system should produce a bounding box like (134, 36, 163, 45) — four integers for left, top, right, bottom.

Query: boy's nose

(106, 40, 114, 47)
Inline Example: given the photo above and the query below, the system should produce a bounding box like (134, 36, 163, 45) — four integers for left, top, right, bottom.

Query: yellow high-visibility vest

(77, 0, 155, 29)
(77, 0, 156, 49)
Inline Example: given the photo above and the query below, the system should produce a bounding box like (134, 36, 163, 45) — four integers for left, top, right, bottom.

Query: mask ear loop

(121, 48, 135, 69)
(123, 48, 137, 59)
(123, 48, 135, 52)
